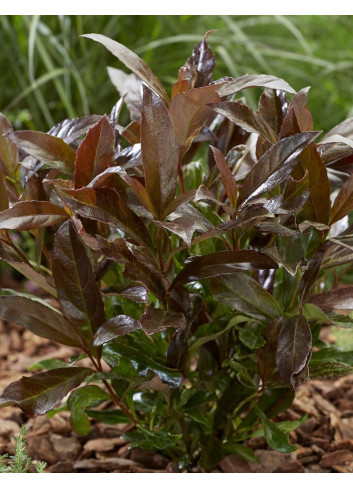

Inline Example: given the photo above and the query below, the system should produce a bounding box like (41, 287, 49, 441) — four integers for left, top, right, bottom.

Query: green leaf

(141, 85, 180, 219)
(254, 406, 297, 453)
(104, 342, 183, 388)
(0, 368, 92, 416)
(309, 362, 353, 378)
(303, 303, 353, 329)
(28, 359, 68, 371)
(238, 325, 266, 350)
(140, 306, 185, 335)
(223, 443, 260, 463)
(82, 33, 169, 104)
(123, 425, 181, 450)
(68, 385, 110, 435)
(74, 115, 114, 188)
(85, 408, 131, 425)
(52, 221, 105, 338)
(250, 415, 307, 439)
(0, 201, 67, 230)
(172, 250, 278, 288)
(6, 130, 76, 174)
(92, 315, 141, 346)
(210, 146, 238, 208)
(0, 295, 87, 348)
(210, 101, 278, 144)
(210, 273, 282, 321)
(276, 315, 312, 389)
(238, 132, 320, 207)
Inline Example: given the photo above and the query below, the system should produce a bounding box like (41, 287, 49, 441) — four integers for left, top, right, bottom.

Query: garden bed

(1, 319, 353, 473)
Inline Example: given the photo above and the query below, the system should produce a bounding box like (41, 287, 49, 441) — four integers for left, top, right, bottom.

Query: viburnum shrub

(1, 31, 353, 470)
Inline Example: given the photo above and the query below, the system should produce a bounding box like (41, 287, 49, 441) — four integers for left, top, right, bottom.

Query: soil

(1, 315, 353, 473)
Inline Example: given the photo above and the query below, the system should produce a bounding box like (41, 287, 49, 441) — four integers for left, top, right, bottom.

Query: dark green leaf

(123, 425, 181, 450)
(0, 367, 92, 416)
(85, 408, 131, 424)
(140, 307, 185, 335)
(210, 101, 278, 144)
(210, 273, 282, 321)
(254, 406, 297, 453)
(141, 86, 180, 219)
(172, 250, 278, 288)
(238, 132, 320, 207)
(0, 295, 86, 348)
(92, 315, 141, 346)
(68, 385, 110, 435)
(74, 115, 114, 188)
(238, 325, 266, 350)
(104, 342, 183, 388)
(309, 362, 353, 378)
(82, 33, 169, 104)
(6, 130, 76, 174)
(0, 201, 67, 230)
(276, 315, 312, 389)
(52, 221, 105, 338)
(28, 359, 69, 371)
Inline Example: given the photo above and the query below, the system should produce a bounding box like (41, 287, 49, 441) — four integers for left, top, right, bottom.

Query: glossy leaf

(0, 295, 87, 348)
(169, 84, 222, 146)
(257, 318, 282, 383)
(172, 250, 278, 288)
(210, 101, 278, 144)
(153, 217, 196, 246)
(123, 425, 182, 451)
(0, 113, 18, 177)
(82, 33, 169, 104)
(104, 342, 183, 388)
(283, 87, 313, 133)
(210, 146, 237, 207)
(103, 285, 149, 303)
(216, 74, 296, 98)
(48, 115, 101, 144)
(56, 186, 152, 250)
(92, 315, 141, 346)
(254, 406, 297, 453)
(258, 89, 288, 135)
(0, 200, 67, 230)
(276, 315, 312, 389)
(179, 31, 215, 88)
(68, 385, 110, 435)
(107, 67, 142, 121)
(0, 168, 9, 211)
(0, 367, 91, 416)
(330, 173, 353, 225)
(141, 86, 180, 219)
(309, 286, 353, 312)
(210, 273, 282, 321)
(6, 130, 76, 174)
(140, 307, 185, 335)
(74, 115, 114, 188)
(238, 132, 320, 207)
(324, 116, 353, 141)
(294, 144, 331, 225)
(97, 236, 164, 300)
(52, 221, 105, 337)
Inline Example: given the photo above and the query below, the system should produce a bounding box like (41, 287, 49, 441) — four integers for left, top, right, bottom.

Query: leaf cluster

(1, 31, 353, 470)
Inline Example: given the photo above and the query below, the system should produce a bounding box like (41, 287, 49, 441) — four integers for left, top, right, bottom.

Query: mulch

(1, 317, 353, 473)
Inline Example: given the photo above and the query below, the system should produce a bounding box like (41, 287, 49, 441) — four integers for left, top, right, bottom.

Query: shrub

(1, 32, 353, 470)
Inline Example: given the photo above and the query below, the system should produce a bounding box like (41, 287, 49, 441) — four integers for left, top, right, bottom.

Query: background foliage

(1, 15, 353, 133)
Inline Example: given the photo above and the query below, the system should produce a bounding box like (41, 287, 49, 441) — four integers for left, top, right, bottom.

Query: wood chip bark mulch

(1, 318, 353, 473)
